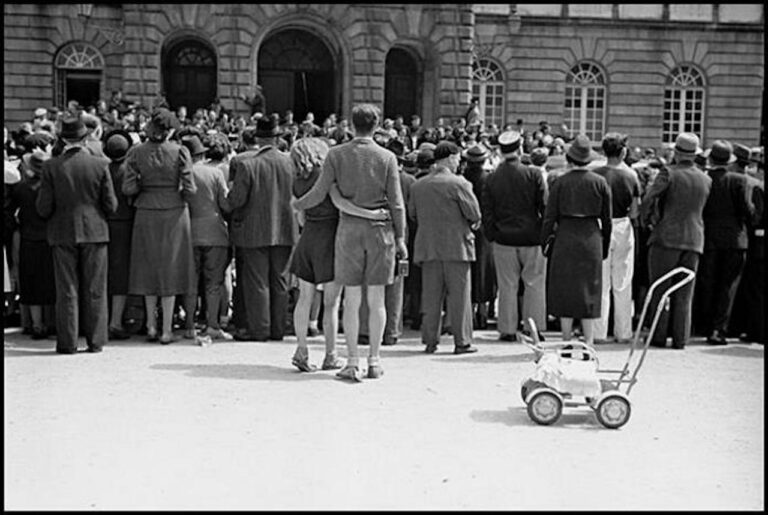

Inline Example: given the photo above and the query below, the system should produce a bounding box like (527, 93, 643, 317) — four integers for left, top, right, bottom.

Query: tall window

(54, 42, 104, 108)
(472, 58, 505, 128)
(663, 66, 705, 144)
(564, 62, 606, 141)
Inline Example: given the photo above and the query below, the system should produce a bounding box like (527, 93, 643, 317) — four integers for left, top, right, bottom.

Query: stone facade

(3, 3, 764, 148)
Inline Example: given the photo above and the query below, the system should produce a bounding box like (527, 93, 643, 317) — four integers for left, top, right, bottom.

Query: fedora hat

(706, 140, 736, 165)
(181, 134, 209, 157)
(498, 130, 522, 155)
(254, 116, 279, 138)
(732, 143, 751, 164)
(103, 129, 133, 162)
(463, 144, 489, 163)
(565, 134, 595, 165)
(674, 132, 701, 157)
(22, 149, 49, 175)
(59, 116, 87, 141)
(386, 138, 406, 161)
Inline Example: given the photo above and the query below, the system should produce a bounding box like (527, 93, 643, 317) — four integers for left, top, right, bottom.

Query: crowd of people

(3, 90, 765, 379)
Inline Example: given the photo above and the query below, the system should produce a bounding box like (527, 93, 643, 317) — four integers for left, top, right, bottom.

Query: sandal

(291, 348, 317, 373)
(321, 352, 344, 370)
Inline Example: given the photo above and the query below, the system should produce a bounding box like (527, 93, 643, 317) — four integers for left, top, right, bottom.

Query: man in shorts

(293, 104, 407, 381)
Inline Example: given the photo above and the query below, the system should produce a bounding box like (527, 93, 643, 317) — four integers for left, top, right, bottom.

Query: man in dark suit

(694, 140, 754, 345)
(641, 132, 712, 349)
(409, 141, 481, 354)
(227, 117, 296, 341)
(36, 116, 118, 354)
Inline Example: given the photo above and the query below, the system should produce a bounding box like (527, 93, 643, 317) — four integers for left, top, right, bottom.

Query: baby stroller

(518, 267, 696, 428)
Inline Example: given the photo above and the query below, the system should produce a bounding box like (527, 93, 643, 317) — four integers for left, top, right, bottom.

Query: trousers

(694, 248, 747, 335)
(421, 260, 473, 348)
(595, 217, 635, 340)
(647, 245, 699, 347)
(492, 243, 546, 335)
(51, 243, 109, 352)
(237, 246, 291, 339)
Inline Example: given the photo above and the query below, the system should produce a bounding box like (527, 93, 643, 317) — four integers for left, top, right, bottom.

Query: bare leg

(145, 296, 158, 338)
(29, 304, 44, 331)
(582, 318, 595, 346)
(110, 295, 127, 330)
(309, 287, 322, 333)
(342, 286, 362, 366)
(160, 296, 175, 340)
(560, 317, 573, 341)
(293, 279, 315, 354)
(322, 281, 343, 355)
(366, 285, 386, 362)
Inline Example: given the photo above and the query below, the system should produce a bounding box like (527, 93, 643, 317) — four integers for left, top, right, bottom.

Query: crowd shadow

(150, 362, 336, 382)
(699, 345, 764, 359)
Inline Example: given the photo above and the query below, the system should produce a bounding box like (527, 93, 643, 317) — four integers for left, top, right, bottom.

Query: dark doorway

(258, 29, 336, 123)
(162, 38, 217, 113)
(63, 72, 101, 109)
(384, 48, 420, 120)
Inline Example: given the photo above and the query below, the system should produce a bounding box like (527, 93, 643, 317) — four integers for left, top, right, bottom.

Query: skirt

(128, 207, 196, 296)
(18, 238, 56, 305)
(108, 219, 134, 296)
(546, 217, 603, 319)
(288, 218, 338, 285)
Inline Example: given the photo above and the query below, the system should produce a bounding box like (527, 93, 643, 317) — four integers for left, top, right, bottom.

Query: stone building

(3, 3, 764, 148)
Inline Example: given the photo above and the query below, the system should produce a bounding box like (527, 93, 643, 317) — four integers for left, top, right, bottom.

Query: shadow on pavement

(151, 363, 336, 381)
(470, 407, 608, 431)
(699, 345, 764, 359)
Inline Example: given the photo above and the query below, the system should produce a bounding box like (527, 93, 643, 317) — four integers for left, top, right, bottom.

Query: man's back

(482, 158, 546, 246)
(703, 168, 751, 249)
(36, 148, 117, 245)
(646, 162, 712, 253)
(188, 161, 230, 247)
(592, 162, 640, 218)
(327, 138, 399, 210)
(228, 146, 296, 248)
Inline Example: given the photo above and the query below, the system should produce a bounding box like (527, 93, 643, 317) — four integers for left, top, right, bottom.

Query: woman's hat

(254, 117, 279, 138)
(103, 129, 134, 162)
(149, 108, 180, 133)
(59, 116, 88, 141)
(463, 144, 489, 163)
(565, 134, 596, 164)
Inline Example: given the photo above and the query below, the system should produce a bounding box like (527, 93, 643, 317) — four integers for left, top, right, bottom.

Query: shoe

(159, 334, 178, 345)
(649, 340, 667, 348)
(424, 342, 438, 354)
(31, 327, 48, 340)
(307, 327, 320, 337)
(86, 346, 103, 353)
(671, 342, 686, 350)
(204, 327, 233, 341)
(367, 364, 384, 379)
(56, 348, 77, 355)
(382, 337, 397, 346)
(233, 331, 268, 342)
(321, 353, 344, 370)
(454, 344, 478, 355)
(707, 330, 727, 346)
(146, 329, 159, 342)
(292, 349, 317, 373)
(335, 365, 363, 382)
(358, 334, 370, 346)
(108, 327, 130, 340)
(183, 328, 196, 339)
(499, 333, 515, 342)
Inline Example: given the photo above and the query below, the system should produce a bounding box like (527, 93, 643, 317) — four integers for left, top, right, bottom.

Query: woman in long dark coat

(123, 108, 197, 344)
(462, 144, 496, 329)
(103, 129, 135, 340)
(541, 135, 612, 346)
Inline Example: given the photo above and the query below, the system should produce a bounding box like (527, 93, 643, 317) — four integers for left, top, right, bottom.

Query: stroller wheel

(520, 379, 546, 403)
(596, 394, 631, 429)
(526, 389, 563, 425)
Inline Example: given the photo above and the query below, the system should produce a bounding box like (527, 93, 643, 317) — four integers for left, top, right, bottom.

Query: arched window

(162, 38, 217, 112)
(564, 62, 606, 141)
(54, 42, 105, 108)
(472, 58, 505, 128)
(663, 65, 706, 144)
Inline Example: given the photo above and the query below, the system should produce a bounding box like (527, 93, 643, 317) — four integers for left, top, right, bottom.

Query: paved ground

(4, 325, 764, 510)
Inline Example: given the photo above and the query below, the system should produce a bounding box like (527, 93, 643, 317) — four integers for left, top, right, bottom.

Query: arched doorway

(162, 37, 217, 113)
(384, 47, 420, 120)
(258, 29, 336, 122)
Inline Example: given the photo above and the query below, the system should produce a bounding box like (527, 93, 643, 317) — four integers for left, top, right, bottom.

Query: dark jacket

(483, 157, 547, 246)
(227, 145, 297, 248)
(642, 162, 712, 253)
(702, 167, 753, 250)
(122, 140, 196, 210)
(8, 177, 48, 241)
(36, 147, 117, 245)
